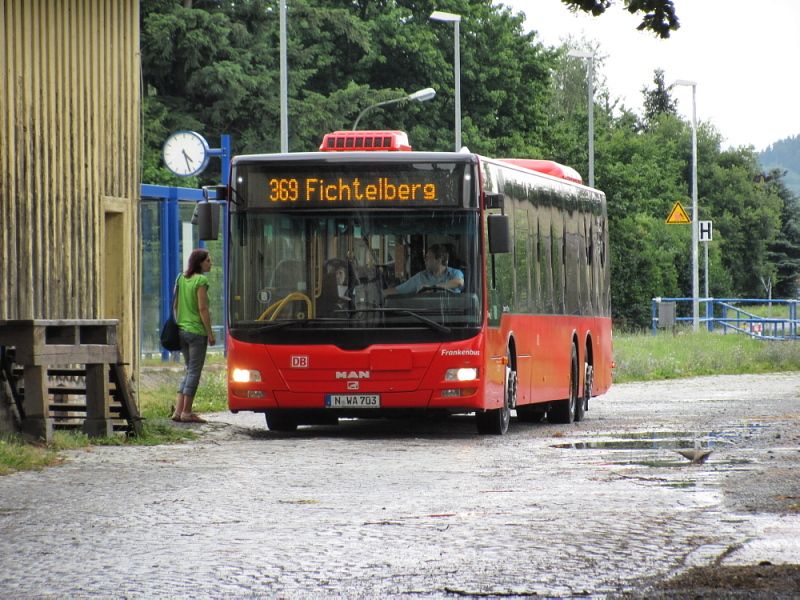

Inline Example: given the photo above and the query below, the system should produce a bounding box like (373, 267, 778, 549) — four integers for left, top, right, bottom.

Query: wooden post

(21, 365, 54, 442)
(82, 363, 113, 437)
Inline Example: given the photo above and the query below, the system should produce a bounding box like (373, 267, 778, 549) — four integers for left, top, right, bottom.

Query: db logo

(291, 355, 309, 368)
(347, 381, 359, 390)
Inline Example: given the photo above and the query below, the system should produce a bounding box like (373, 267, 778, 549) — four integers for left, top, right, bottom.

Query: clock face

(163, 131, 210, 176)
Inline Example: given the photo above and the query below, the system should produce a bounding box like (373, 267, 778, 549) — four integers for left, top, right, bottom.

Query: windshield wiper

(231, 317, 353, 334)
(355, 307, 452, 334)
(231, 319, 313, 333)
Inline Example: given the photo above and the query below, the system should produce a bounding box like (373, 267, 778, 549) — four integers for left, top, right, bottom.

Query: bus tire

(476, 358, 515, 435)
(575, 353, 589, 422)
(583, 360, 594, 413)
(265, 410, 298, 432)
(550, 345, 578, 424)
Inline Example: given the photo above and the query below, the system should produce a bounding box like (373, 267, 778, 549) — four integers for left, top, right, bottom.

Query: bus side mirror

(203, 184, 228, 201)
(194, 202, 220, 241)
(488, 214, 511, 254)
(485, 192, 504, 210)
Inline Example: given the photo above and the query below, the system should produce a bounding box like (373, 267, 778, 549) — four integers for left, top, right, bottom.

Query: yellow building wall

(0, 0, 141, 369)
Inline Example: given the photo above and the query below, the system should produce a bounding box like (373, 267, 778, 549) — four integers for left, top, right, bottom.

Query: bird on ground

(675, 448, 713, 464)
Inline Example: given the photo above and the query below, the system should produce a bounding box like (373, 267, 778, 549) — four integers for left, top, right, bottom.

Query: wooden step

(53, 420, 131, 432)
(49, 403, 123, 415)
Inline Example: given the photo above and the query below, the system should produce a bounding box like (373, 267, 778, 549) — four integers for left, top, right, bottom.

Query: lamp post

(674, 79, 699, 331)
(567, 50, 595, 187)
(352, 87, 436, 131)
(429, 10, 461, 152)
(279, 0, 288, 152)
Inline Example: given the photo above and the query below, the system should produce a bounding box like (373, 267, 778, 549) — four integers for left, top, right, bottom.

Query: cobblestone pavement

(1, 373, 798, 598)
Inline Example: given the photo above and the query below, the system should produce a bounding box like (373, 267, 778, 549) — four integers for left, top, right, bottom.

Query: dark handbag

(160, 277, 182, 351)
(160, 316, 181, 351)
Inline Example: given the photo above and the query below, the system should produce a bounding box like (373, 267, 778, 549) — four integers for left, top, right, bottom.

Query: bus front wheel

(476, 357, 515, 435)
(550, 345, 578, 424)
(265, 410, 298, 432)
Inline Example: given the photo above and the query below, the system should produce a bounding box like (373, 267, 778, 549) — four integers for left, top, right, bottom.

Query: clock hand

(182, 149, 194, 171)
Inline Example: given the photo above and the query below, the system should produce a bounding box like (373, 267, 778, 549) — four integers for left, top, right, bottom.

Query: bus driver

(385, 244, 464, 295)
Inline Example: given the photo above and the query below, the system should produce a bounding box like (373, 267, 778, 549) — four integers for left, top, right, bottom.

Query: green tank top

(176, 273, 210, 336)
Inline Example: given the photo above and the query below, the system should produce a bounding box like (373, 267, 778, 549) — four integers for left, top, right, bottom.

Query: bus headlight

(231, 368, 262, 383)
(444, 368, 478, 382)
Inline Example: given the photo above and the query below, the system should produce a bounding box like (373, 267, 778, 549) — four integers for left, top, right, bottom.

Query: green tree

(597, 111, 685, 222)
(562, 0, 679, 38)
(763, 169, 800, 297)
(700, 146, 782, 297)
(139, 0, 797, 333)
(543, 41, 614, 178)
(611, 213, 684, 329)
(140, 0, 556, 175)
(641, 69, 678, 127)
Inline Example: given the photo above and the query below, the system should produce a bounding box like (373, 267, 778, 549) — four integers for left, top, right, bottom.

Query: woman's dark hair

(185, 248, 209, 277)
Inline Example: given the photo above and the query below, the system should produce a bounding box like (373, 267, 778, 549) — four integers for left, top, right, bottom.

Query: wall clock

(163, 131, 210, 177)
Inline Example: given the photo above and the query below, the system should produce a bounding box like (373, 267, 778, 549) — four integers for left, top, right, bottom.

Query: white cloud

(502, 0, 800, 150)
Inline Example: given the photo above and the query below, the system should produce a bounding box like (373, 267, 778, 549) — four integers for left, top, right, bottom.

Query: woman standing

(171, 248, 216, 423)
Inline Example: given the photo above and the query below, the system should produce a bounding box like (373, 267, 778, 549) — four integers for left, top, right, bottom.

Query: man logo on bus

(336, 371, 370, 379)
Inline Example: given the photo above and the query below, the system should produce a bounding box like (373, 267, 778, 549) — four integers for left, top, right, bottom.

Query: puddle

(604, 431, 697, 440)
(551, 439, 712, 450)
(613, 458, 753, 469)
(663, 481, 697, 488)
(551, 430, 739, 451)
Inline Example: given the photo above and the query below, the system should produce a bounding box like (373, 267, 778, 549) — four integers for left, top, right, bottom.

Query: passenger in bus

(385, 244, 464, 295)
(318, 264, 354, 316)
(335, 266, 349, 299)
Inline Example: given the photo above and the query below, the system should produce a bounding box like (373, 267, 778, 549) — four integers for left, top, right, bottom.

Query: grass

(2, 331, 799, 474)
(137, 366, 228, 418)
(0, 361, 229, 475)
(613, 329, 800, 383)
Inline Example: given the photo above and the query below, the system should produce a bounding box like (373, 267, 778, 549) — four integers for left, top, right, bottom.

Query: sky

(502, 0, 800, 151)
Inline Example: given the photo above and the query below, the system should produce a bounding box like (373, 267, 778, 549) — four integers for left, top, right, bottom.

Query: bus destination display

(236, 164, 466, 208)
(269, 176, 436, 204)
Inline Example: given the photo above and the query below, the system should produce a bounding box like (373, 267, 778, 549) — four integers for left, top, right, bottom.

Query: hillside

(760, 134, 800, 195)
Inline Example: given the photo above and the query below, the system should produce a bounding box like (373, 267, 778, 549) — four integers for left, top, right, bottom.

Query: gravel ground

(0, 371, 797, 598)
(602, 373, 800, 599)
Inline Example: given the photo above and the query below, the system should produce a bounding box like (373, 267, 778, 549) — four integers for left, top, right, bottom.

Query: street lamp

(351, 87, 436, 131)
(429, 10, 461, 152)
(279, 0, 288, 152)
(674, 79, 699, 331)
(567, 50, 595, 188)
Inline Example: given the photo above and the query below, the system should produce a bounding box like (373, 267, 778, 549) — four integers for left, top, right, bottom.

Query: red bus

(207, 130, 612, 434)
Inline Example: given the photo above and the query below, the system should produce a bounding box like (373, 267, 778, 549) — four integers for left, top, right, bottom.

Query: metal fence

(651, 297, 800, 340)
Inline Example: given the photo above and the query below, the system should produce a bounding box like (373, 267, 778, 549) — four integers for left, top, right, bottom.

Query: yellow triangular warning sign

(666, 201, 691, 224)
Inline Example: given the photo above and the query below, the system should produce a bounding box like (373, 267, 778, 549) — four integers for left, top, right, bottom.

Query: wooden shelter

(0, 1, 141, 437)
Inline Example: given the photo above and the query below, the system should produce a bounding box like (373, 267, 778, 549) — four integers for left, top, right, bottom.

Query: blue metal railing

(651, 297, 800, 340)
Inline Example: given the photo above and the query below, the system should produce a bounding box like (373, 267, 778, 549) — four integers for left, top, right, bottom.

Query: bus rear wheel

(550, 345, 578, 424)
(476, 358, 515, 435)
(265, 410, 298, 432)
(575, 357, 592, 422)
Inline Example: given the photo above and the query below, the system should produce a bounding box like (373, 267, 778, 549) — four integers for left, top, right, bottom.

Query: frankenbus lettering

(441, 349, 480, 356)
(268, 177, 437, 203)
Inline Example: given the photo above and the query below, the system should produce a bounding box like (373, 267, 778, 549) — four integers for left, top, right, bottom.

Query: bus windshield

(229, 209, 482, 344)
